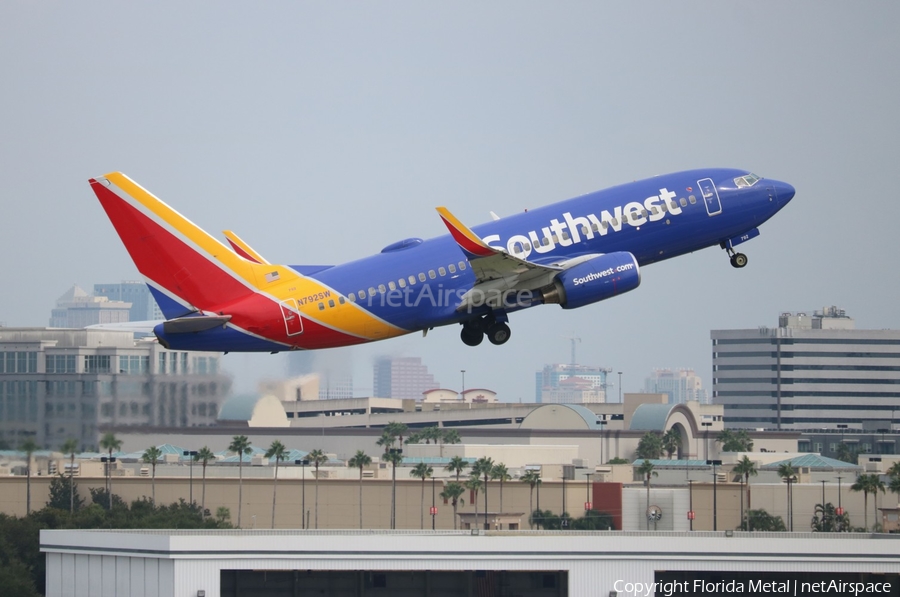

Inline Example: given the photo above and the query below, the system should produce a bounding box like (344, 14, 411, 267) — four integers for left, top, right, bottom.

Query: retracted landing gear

(460, 313, 511, 346)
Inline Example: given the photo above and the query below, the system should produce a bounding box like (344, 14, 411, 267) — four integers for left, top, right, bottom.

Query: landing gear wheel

(487, 322, 511, 345)
(730, 253, 748, 268)
(461, 327, 484, 347)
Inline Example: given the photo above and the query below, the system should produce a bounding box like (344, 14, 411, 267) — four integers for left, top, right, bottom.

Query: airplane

(88, 169, 794, 351)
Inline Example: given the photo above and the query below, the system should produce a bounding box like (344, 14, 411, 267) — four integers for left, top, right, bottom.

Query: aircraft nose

(771, 180, 795, 205)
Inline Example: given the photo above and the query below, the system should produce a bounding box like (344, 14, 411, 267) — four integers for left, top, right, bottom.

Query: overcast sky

(2, 3, 899, 401)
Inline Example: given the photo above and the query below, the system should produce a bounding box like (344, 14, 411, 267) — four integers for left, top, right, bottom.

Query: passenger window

(439, 267, 446, 276)
(449, 264, 457, 274)
(601, 222, 608, 230)
(680, 198, 687, 207)
(660, 203, 668, 213)
(398, 278, 407, 288)
(358, 290, 365, 300)
(459, 261, 467, 270)
(368, 287, 376, 297)
(338, 297, 345, 305)
(408, 275, 416, 285)
(561, 232, 569, 241)
(611, 218, 618, 226)
(542, 237, 550, 246)
(581, 225, 589, 236)
(388, 281, 396, 291)
(348, 293, 356, 303)
(328, 299, 335, 308)
(650, 206, 660, 215)
(689, 195, 697, 204)
(551, 235, 559, 243)
(641, 210, 648, 217)
(418, 273, 426, 282)
(378, 284, 386, 293)
(428, 270, 436, 279)
(318, 302, 325, 311)
(532, 240, 540, 249)
(591, 223, 599, 232)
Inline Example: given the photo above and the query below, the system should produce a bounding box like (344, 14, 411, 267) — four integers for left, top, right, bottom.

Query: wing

(436, 207, 565, 310)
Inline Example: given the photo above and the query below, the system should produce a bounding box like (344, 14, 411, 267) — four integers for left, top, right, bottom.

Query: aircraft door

(698, 178, 722, 216)
(280, 299, 304, 336)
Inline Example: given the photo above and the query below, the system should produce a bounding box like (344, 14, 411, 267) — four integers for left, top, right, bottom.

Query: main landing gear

(460, 314, 511, 346)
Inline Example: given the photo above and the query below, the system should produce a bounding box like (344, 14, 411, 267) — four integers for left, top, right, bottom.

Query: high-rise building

(93, 281, 164, 321)
(286, 351, 353, 400)
(712, 307, 900, 431)
(535, 364, 611, 404)
(373, 356, 437, 400)
(0, 328, 230, 450)
(643, 369, 708, 404)
(49, 285, 132, 328)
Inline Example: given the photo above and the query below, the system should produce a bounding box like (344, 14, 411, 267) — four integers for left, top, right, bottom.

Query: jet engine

(541, 252, 641, 309)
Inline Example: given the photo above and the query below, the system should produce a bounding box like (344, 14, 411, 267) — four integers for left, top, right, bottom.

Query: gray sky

(2, 3, 899, 400)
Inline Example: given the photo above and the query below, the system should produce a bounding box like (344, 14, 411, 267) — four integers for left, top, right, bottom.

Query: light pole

(835, 475, 844, 519)
(702, 422, 712, 460)
(562, 473, 567, 528)
(599, 418, 608, 468)
(584, 472, 593, 513)
(687, 479, 694, 531)
(461, 370, 466, 397)
(431, 476, 436, 530)
(837, 423, 848, 457)
(617, 371, 622, 403)
(101, 456, 116, 507)
(184, 450, 197, 505)
(295, 458, 309, 529)
(707, 459, 721, 531)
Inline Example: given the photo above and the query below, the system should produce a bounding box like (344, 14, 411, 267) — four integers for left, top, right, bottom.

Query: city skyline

(2, 4, 899, 405)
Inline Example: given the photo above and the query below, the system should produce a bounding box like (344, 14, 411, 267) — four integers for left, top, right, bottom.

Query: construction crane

(561, 333, 581, 365)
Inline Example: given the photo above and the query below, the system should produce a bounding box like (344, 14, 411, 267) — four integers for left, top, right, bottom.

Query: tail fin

(89, 172, 260, 318)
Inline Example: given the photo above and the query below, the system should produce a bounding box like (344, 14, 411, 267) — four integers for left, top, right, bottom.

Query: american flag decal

(265, 271, 280, 283)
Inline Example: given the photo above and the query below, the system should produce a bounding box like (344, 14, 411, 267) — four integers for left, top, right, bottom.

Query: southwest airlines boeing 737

(88, 169, 794, 351)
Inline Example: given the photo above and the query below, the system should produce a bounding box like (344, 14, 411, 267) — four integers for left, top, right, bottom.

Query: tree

(520, 470, 541, 529)
(46, 474, 84, 512)
(59, 438, 78, 515)
(740, 509, 786, 532)
(264, 440, 287, 529)
(810, 502, 850, 532)
(307, 449, 329, 529)
(716, 429, 753, 452)
(440, 482, 465, 530)
(491, 463, 511, 513)
(215, 506, 231, 525)
(662, 428, 680, 460)
(439, 429, 461, 457)
(465, 475, 483, 521)
(410, 462, 434, 529)
(445, 456, 469, 481)
(733, 455, 758, 530)
(99, 432, 122, 506)
(378, 423, 407, 529)
(777, 463, 797, 531)
(836, 442, 859, 465)
(227, 435, 252, 527)
(193, 446, 215, 515)
(141, 446, 163, 504)
(20, 439, 39, 515)
(607, 457, 629, 465)
(851, 473, 885, 531)
(347, 450, 372, 529)
(635, 432, 663, 460)
(637, 460, 658, 530)
(472, 457, 494, 530)
(890, 472, 900, 505)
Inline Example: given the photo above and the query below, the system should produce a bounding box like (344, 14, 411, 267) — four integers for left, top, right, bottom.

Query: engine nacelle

(542, 252, 641, 309)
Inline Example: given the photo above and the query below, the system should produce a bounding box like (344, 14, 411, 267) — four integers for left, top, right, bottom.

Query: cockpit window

(734, 173, 761, 188)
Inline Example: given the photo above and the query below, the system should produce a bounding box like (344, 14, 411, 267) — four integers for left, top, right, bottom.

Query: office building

(712, 307, 900, 430)
(93, 281, 164, 321)
(373, 356, 437, 400)
(535, 364, 611, 404)
(49, 285, 131, 328)
(643, 369, 708, 404)
(0, 328, 230, 450)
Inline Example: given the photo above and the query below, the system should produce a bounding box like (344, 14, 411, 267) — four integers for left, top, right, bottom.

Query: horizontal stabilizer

(162, 315, 232, 334)
(86, 320, 162, 333)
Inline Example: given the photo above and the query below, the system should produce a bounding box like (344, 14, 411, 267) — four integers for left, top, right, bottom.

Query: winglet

(436, 207, 496, 258)
(223, 230, 270, 264)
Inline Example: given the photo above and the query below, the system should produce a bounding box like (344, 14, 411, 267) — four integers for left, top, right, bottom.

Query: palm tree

(851, 473, 885, 531)
(637, 460, 658, 530)
(378, 424, 407, 529)
(194, 446, 215, 514)
(491, 463, 511, 513)
(228, 435, 252, 527)
(410, 462, 434, 529)
(440, 429, 461, 457)
(445, 456, 469, 481)
(520, 470, 541, 529)
(265, 440, 287, 529)
(348, 450, 372, 529)
(440, 482, 465, 529)
(60, 438, 78, 514)
(777, 463, 797, 531)
(141, 445, 163, 504)
(662, 428, 680, 459)
(20, 439, 38, 515)
(99, 432, 122, 506)
(465, 475, 483, 523)
(635, 432, 664, 459)
(733, 455, 758, 530)
(472, 457, 494, 530)
(306, 449, 328, 529)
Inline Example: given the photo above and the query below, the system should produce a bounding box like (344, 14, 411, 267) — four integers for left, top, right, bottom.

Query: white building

(644, 369, 708, 404)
